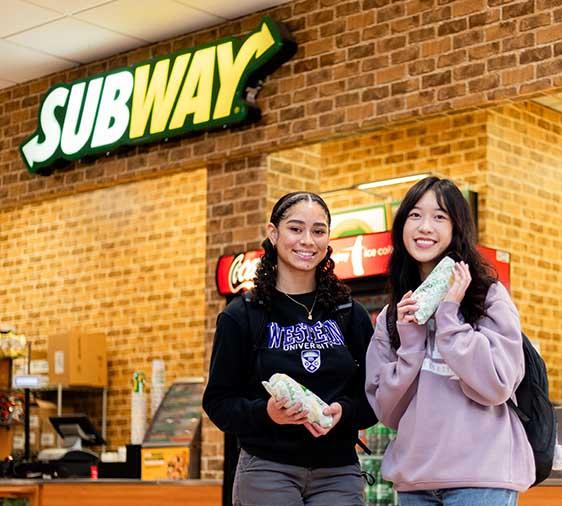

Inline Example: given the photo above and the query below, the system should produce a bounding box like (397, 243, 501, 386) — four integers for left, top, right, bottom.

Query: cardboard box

(141, 446, 190, 480)
(11, 352, 49, 388)
(0, 426, 13, 459)
(48, 330, 107, 387)
(11, 399, 59, 455)
(35, 399, 58, 449)
(12, 425, 40, 454)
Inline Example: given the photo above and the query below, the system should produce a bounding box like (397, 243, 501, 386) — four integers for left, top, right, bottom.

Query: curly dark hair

(253, 192, 350, 312)
(386, 177, 497, 350)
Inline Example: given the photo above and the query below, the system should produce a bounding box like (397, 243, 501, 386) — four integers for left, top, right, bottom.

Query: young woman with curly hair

(204, 191, 377, 506)
(365, 177, 533, 506)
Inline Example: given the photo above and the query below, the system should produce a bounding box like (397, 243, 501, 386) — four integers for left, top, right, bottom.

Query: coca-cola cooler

(214, 231, 510, 505)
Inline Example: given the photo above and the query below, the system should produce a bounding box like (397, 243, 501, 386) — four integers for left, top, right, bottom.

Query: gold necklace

(284, 292, 318, 320)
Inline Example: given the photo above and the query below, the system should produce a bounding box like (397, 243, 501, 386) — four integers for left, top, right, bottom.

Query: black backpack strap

(242, 290, 268, 354)
(335, 298, 355, 360)
(506, 398, 530, 423)
(335, 297, 374, 456)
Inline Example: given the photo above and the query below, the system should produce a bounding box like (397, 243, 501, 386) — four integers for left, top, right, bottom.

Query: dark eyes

(407, 212, 449, 220)
(289, 227, 326, 234)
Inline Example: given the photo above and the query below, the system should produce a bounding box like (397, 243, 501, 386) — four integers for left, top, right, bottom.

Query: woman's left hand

(304, 402, 342, 437)
(443, 261, 471, 304)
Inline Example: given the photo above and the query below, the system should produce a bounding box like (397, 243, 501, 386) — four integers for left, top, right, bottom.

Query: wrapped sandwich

(412, 255, 455, 324)
(262, 373, 333, 428)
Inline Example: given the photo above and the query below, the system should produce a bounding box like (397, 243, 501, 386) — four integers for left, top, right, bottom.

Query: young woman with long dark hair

(365, 177, 533, 505)
(204, 191, 376, 506)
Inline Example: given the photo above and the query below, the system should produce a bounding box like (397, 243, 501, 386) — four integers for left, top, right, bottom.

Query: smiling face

(267, 200, 330, 290)
(402, 189, 453, 279)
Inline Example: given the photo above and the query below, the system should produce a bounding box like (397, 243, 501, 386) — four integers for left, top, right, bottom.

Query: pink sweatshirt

(365, 282, 534, 492)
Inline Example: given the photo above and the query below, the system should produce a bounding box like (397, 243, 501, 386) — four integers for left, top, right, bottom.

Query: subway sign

(20, 17, 295, 174)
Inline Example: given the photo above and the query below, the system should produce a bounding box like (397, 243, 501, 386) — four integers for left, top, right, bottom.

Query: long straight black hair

(386, 177, 497, 349)
(253, 192, 350, 312)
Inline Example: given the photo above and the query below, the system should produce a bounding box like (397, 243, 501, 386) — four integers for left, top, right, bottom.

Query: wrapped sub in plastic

(262, 373, 333, 428)
(412, 255, 455, 324)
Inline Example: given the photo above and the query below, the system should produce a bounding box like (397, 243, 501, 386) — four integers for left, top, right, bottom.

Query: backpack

(507, 332, 557, 486)
(241, 291, 372, 454)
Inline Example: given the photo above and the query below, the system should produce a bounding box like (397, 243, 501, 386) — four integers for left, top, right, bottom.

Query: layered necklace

(283, 292, 318, 320)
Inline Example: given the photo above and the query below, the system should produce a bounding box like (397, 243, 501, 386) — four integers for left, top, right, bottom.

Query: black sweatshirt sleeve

(336, 301, 378, 430)
(202, 308, 273, 435)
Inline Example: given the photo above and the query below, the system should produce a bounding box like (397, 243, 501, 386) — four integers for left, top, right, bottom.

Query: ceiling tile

(23, 0, 113, 15)
(7, 17, 144, 64)
(76, 0, 224, 43)
(0, 40, 75, 82)
(0, 79, 17, 90)
(0, 0, 61, 38)
(177, 0, 289, 19)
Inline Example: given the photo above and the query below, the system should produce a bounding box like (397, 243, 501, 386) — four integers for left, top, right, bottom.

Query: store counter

(0, 479, 221, 506)
(519, 478, 562, 506)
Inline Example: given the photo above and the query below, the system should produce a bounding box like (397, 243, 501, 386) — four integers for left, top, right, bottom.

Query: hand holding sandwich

(443, 261, 471, 304)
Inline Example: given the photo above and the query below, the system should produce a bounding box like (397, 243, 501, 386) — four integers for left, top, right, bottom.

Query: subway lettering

(20, 17, 296, 174)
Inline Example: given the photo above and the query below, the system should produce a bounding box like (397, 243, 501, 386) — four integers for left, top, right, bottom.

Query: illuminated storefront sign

(20, 17, 295, 174)
(215, 232, 510, 296)
(331, 205, 388, 238)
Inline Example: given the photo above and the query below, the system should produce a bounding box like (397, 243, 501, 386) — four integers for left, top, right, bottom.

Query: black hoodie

(203, 289, 377, 468)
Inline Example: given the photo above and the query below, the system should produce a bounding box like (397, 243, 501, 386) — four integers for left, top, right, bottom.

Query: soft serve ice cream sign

(20, 17, 295, 174)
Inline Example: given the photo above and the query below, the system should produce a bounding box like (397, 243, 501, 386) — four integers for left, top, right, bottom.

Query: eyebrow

(411, 205, 448, 212)
(286, 219, 328, 227)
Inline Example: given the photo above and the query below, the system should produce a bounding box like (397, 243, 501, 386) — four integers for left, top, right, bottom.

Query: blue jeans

(398, 488, 518, 506)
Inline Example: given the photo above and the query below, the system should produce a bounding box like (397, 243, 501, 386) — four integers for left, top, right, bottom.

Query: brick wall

(486, 101, 562, 398)
(321, 109, 488, 212)
(2, 0, 562, 210)
(202, 155, 269, 478)
(268, 144, 322, 207)
(0, 169, 207, 446)
(311, 104, 562, 402)
(1, 0, 562, 481)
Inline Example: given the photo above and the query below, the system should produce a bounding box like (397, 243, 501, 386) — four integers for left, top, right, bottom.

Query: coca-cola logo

(228, 252, 262, 293)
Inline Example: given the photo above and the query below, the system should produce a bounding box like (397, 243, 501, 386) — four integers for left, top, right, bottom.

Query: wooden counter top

(520, 485, 562, 506)
(0, 479, 221, 506)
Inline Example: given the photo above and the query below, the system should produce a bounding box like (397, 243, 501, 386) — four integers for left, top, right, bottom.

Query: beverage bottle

(381, 425, 390, 454)
(371, 423, 381, 456)
(382, 477, 393, 505)
(366, 424, 376, 453)
(373, 465, 384, 506)
(361, 457, 375, 506)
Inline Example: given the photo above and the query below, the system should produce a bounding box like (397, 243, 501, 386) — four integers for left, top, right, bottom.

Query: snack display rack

(141, 378, 204, 480)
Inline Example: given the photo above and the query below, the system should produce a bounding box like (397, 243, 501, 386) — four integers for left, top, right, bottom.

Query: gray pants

(232, 449, 364, 506)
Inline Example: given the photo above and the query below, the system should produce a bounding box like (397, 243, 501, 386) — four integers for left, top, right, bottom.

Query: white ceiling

(0, 0, 289, 90)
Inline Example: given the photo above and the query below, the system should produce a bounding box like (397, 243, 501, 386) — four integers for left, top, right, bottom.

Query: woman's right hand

(266, 396, 309, 425)
(397, 290, 419, 324)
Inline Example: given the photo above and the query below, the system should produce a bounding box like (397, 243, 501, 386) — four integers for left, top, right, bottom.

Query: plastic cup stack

(151, 359, 166, 417)
(131, 371, 147, 445)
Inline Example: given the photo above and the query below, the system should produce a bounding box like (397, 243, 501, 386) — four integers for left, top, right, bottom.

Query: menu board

(143, 380, 203, 447)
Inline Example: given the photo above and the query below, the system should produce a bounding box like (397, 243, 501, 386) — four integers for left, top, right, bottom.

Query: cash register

(36, 414, 105, 477)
